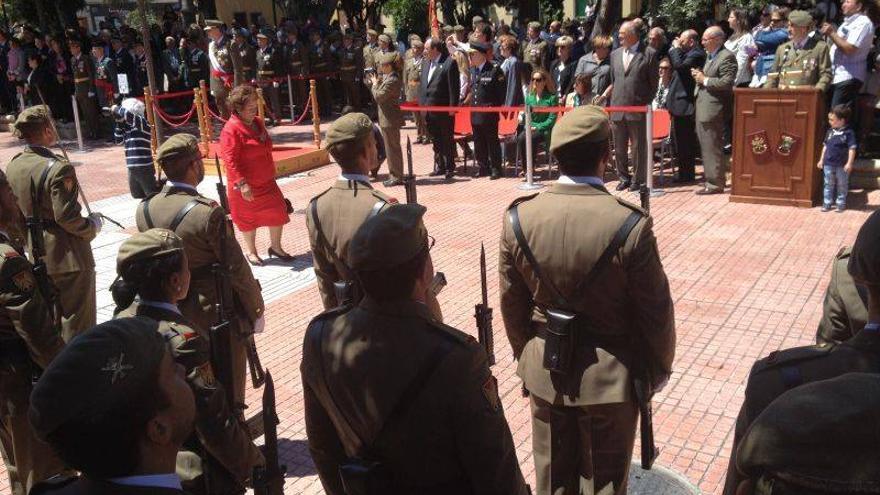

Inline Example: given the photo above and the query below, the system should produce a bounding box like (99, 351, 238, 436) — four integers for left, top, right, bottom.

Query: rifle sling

(508, 205, 643, 310)
(309, 197, 386, 282)
(169, 200, 202, 232)
(311, 318, 452, 459)
(142, 196, 155, 229)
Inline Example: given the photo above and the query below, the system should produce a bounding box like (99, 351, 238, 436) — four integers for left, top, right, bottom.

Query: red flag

(429, 0, 439, 39)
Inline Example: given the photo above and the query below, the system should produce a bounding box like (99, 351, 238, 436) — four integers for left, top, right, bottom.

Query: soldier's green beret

(29, 317, 168, 440)
(349, 203, 429, 271)
(325, 112, 373, 148)
(203, 19, 222, 31)
(378, 33, 391, 44)
(367, 29, 378, 37)
(377, 51, 399, 65)
(528, 21, 542, 30)
(788, 10, 813, 27)
(737, 373, 880, 490)
(155, 133, 200, 166)
(12, 106, 50, 138)
(849, 209, 880, 285)
(116, 228, 184, 275)
(550, 105, 610, 155)
(454, 25, 466, 33)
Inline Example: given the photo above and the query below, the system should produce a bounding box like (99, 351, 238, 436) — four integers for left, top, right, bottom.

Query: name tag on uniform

(480, 76, 493, 82)
(118, 74, 130, 95)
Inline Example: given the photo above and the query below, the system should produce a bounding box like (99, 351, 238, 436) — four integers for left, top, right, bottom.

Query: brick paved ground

(0, 115, 876, 495)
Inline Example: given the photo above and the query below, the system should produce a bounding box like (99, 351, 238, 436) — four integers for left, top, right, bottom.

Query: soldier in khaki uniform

(255, 31, 284, 125)
(0, 169, 70, 495)
(205, 20, 236, 119)
(370, 52, 405, 186)
(499, 106, 675, 495)
(722, 209, 880, 495)
(68, 38, 100, 140)
(816, 246, 868, 344)
(764, 10, 832, 91)
(232, 29, 256, 87)
(111, 229, 264, 495)
(336, 32, 364, 112)
(362, 29, 380, 73)
(284, 29, 310, 113)
(134, 134, 265, 407)
(301, 203, 530, 495)
(404, 40, 427, 143)
(523, 21, 550, 71)
(306, 113, 441, 319)
(5, 107, 102, 342)
(735, 373, 880, 495)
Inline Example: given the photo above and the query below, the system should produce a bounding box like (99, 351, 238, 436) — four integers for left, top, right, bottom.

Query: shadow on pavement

(278, 438, 318, 478)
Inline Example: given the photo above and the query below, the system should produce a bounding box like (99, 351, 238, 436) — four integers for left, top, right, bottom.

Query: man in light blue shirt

(821, 0, 875, 114)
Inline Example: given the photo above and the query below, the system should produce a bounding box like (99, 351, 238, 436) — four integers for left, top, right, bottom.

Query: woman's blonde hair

(530, 68, 556, 96)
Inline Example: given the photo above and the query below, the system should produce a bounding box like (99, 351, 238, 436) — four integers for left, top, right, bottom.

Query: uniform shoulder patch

(506, 192, 540, 211)
(751, 343, 835, 374)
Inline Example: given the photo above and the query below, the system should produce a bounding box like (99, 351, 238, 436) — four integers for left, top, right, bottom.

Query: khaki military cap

(155, 133, 201, 166)
(737, 373, 880, 491)
(29, 317, 168, 440)
(528, 21, 542, 30)
(550, 105, 610, 154)
(378, 34, 392, 44)
(788, 10, 813, 27)
(367, 29, 378, 36)
(325, 112, 373, 147)
(454, 25, 466, 33)
(378, 51, 399, 65)
(203, 19, 222, 31)
(116, 228, 184, 275)
(349, 203, 429, 271)
(12, 106, 50, 137)
(849, 209, 880, 285)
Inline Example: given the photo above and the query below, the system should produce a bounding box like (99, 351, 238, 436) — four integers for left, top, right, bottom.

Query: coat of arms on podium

(776, 132, 800, 157)
(748, 130, 770, 156)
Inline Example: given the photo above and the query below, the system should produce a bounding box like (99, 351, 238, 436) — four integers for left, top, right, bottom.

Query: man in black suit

(608, 21, 659, 191)
(420, 37, 460, 179)
(666, 29, 705, 182)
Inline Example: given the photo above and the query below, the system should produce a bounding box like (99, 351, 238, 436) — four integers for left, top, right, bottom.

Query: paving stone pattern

(0, 120, 876, 495)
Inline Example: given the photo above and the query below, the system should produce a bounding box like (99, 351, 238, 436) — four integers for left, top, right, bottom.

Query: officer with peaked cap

(205, 19, 236, 118)
(722, 209, 880, 495)
(111, 229, 263, 495)
(134, 134, 264, 409)
(336, 30, 365, 112)
(736, 373, 880, 494)
(28, 317, 196, 495)
(302, 204, 529, 495)
(0, 167, 70, 495)
(499, 105, 675, 495)
(255, 30, 284, 125)
(5, 106, 103, 342)
(306, 113, 442, 318)
(467, 39, 506, 179)
(370, 52, 405, 186)
(764, 10, 832, 90)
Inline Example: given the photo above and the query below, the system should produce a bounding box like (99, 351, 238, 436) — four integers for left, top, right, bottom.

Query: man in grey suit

(693, 26, 737, 195)
(608, 21, 659, 191)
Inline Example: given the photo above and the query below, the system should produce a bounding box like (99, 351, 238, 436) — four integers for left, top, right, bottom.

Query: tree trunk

(137, 0, 164, 143)
(591, 0, 621, 38)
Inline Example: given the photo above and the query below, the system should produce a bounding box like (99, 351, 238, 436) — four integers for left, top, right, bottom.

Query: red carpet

(200, 141, 318, 162)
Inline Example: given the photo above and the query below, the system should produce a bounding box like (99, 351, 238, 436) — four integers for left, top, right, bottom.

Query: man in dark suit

(693, 26, 737, 195)
(420, 37, 460, 179)
(666, 29, 705, 183)
(608, 21, 659, 191)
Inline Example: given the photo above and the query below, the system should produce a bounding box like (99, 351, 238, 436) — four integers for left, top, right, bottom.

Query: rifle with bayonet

(404, 136, 417, 204)
(639, 184, 650, 215)
(26, 180, 60, 331)
(252, 371, 286, 495)
(213, 155, 266, 389)
(474, 243, 495, 365)
(633, 370, 658, 469)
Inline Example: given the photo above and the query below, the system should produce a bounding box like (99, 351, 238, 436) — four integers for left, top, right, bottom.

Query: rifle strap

(142, 197, 155, 229)
(311, 318, 452, 459)
(508, 205, 643, 309)
(169, 199, 202, 232)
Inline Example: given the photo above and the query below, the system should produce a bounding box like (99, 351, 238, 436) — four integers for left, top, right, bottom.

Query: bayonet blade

(406, 135, 413, 176)
(480, 243, 488, 307)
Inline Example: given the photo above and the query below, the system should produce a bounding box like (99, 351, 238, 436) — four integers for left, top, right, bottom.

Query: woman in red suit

(219, 85, 292, 265)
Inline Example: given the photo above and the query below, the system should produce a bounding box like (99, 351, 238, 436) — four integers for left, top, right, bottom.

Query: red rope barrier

(206, 105, 228, 123)
(154, 89, 196, 100)
(153, 103, 197, 127)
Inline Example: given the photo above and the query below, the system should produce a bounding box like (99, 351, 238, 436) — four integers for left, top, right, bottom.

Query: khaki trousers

(381, 126, 403, 180)
(530, 395, 638, 495)
(54, 269, 96, 342)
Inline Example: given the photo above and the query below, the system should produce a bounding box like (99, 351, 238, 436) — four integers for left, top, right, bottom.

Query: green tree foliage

(647, 0, 765, 33)
(3, 0, 84, 34)
(384, 0, 428, 37)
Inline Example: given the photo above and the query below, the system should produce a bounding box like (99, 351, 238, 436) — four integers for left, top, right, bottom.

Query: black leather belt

(536, 327, 630, 348)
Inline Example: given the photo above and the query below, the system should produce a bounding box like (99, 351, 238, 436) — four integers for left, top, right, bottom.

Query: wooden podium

(730, 88, 824, 207)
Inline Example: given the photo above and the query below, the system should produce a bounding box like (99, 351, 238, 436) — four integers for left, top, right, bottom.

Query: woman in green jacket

(516, 67, 558, 172)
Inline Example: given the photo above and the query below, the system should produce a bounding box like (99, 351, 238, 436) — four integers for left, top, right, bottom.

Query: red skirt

(227, 180, 290, 232)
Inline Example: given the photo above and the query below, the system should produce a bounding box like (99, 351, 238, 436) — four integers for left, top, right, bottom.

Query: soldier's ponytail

(111, 252, 187, 313)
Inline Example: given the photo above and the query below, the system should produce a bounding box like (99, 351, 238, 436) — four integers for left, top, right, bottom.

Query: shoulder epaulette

(751, 342, 836, 374)
(614, 195, 648, 216)
(424, 318, 477, 346)
(506, 192, 540, 211)
(309, 303, 355, 326)
(9, 152, 22, 162)
(836, 246, 852, 260)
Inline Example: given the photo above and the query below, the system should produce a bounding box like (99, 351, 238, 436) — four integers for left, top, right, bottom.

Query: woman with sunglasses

(750, 10, 790, 87)
(516, 68, 558, 173)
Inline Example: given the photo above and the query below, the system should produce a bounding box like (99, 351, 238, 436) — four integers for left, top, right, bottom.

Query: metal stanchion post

(310, 79, 321, 148)
(70, 95, 84, 152)
(646, 104, 665, 198)
(287, 75, 295, 123)
(518, 105, 544, 191)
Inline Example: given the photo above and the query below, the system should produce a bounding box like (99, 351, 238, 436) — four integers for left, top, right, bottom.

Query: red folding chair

(453, 110, 473, 172)
(652, 109, 673, 185)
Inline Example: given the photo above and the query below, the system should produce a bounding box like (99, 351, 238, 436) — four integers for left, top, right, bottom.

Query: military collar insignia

(102, 353, 134, 384)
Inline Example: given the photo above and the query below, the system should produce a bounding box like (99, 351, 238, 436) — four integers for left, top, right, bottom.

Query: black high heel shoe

(267, 247, 295, 262)
(246, 253, 264, 266)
